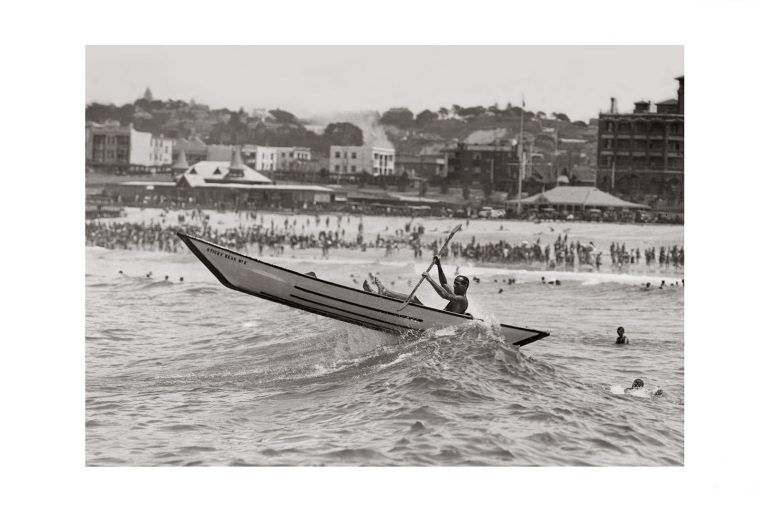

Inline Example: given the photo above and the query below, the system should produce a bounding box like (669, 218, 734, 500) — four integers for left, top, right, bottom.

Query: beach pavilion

(105, 147, 344, 209)
(512, 186, 650, 215)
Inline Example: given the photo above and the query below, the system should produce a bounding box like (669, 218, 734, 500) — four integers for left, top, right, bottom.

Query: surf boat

(178, 232, 549, 347)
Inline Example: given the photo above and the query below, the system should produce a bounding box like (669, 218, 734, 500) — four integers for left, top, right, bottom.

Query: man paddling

(421, 256, 470, 314)
(364, 256, 470, 314)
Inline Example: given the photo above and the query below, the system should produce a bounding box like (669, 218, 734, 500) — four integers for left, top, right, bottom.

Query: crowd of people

(438, 234, 683, 273)
(86, 212, 683, 274)
(85, 219, 362, 256)
(442, 233, 582, 268)
(85, 212, 424, 256)
(609, 242, 684, 269)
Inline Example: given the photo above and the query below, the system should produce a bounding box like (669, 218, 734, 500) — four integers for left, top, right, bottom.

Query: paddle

(397, 224, 462, 311)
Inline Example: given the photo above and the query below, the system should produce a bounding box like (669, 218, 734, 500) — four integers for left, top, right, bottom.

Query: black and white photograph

(85, 45, 684, 466)
(7, 1, 768, 509)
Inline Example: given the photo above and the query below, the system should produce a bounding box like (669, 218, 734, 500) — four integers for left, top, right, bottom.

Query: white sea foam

(610, 384, 663, 397)
(456, 266, 682, 286)
(376, 352, 413, 370)
(257, 252, 681, 287)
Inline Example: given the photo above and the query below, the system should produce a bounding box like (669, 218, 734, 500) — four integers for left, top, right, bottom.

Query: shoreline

(87, 207, 684, 281)
(86, 242, 684, 284)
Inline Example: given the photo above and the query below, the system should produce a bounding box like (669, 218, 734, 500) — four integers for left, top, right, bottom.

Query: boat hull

(178, 232, 549, 346)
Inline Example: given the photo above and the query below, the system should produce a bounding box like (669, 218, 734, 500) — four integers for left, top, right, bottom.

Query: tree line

(86, 98, 364, 156)
(380, 104, 576, 129)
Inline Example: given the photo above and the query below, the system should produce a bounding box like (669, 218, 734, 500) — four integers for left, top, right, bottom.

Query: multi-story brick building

(442, 142, 521, 193)
(596, 76, 684, 207)
(86, 122, 172, 174)
(394, 154, 447, 183)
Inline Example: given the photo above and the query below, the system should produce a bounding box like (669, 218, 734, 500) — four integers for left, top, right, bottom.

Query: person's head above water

(454, 275, 469, 295)
(631, 378, 644, 389)
(617, 326, 625, 335)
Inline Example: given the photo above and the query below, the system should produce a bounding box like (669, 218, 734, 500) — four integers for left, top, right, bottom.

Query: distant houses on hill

(86, 77, 683, 211)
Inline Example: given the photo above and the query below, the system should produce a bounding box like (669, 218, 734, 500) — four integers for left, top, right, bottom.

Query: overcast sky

(86, 46, 683, 122)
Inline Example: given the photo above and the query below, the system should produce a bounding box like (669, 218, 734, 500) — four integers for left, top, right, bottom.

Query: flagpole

(517, 95, 525, 215)
(491, 128, 496, 190)
(530, 144, 536, 187)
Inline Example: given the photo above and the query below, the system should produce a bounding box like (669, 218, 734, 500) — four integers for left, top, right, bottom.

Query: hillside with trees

(85, 93, 363, 156)
(376, 103, 599, 185)
(86, 91, 597, 183)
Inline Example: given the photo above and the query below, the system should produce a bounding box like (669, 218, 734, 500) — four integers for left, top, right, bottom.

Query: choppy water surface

(86, 212, 683, 466)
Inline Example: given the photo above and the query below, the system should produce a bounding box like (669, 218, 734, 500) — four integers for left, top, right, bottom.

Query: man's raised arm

(433, 256, 453, 295)
(423, 272, 459, 301)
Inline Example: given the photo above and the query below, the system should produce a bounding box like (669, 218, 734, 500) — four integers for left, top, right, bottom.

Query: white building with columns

(329, 145, 395, 176)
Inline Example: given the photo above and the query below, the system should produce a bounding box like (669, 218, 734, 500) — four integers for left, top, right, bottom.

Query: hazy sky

(86, 46, 683, 122)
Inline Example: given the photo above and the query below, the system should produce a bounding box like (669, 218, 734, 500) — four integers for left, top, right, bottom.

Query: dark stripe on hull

(176, 233, 407, 335)
(289, 293, 413, 331)
(177, 232, 550, 346)
(261, 293, 407, 335)
(294, 285, 422, 323)
(181, 232, 475, 320)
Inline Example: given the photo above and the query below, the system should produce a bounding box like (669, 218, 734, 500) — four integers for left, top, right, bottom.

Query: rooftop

(182, 160, 272, 184)
(516, 186, 649, 209)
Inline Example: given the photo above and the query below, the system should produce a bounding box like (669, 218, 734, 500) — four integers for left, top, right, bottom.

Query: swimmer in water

(625, 378, 644, 393)
(624, 378, 663, 396)
(616, 326, 629, 344)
